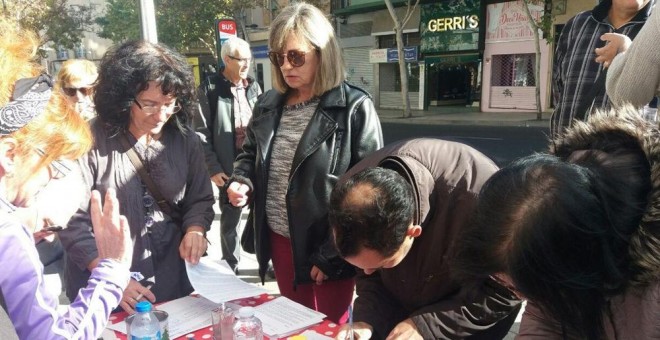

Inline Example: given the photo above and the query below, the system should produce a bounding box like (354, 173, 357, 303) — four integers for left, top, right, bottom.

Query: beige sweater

(607, 4, 660, 108)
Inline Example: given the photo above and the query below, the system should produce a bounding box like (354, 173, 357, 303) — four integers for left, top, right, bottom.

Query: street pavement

(376, 105, 551, 128)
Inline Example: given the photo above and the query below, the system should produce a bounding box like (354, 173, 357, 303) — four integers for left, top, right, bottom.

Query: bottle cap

(238, 306, 255, 318)
(135, 301, 153, 313)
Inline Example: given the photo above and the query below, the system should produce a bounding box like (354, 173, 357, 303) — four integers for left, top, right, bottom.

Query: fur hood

(550, 106, 660, 285)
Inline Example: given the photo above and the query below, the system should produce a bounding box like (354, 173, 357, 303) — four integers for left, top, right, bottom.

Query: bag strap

(118, 132, 173, 216)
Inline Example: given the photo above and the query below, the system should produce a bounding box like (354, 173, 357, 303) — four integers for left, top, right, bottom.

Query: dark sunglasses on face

(268, 50, 315, 68)
(62, 87, 92, 97)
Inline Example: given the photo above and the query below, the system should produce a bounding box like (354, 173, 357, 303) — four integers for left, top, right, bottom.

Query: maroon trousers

(269, 230, 354, 323)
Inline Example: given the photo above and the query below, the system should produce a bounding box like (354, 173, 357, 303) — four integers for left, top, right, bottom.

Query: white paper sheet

(106, 295, 218, 339)
(253, 296, 326, 338)
(298, 330, 335, 340)
(186, 258, 268, 303)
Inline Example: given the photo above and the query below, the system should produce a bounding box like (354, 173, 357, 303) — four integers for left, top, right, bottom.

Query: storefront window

(491, 54, 536, 87)
(380, 63, 420, 92)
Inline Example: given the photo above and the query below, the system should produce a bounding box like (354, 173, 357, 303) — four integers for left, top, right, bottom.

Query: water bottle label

(130, 330, 161, 340)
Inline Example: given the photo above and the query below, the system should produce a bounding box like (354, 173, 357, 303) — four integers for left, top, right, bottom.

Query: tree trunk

(522, 0, 543, 120)
(384, 0, 412, 118)
(395, 33, 412, 118)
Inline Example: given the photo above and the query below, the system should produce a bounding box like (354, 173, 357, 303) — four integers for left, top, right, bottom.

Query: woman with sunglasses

(453, 107, 660, 339)
(0, 18, 132, 339)
(59, 40, 215, 314)
(56, 59, 98, 120)
(226, 2, 383, 323)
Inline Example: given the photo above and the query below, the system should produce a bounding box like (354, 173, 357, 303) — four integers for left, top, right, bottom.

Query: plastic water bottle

(130, 301, 162, 340)
(232, 307, 263, 340)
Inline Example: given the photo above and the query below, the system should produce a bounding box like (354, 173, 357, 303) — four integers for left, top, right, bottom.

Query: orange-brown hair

(0, 18, 92, 179)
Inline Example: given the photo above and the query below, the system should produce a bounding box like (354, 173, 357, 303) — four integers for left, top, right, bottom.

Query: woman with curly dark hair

(60, 40, 215, 314)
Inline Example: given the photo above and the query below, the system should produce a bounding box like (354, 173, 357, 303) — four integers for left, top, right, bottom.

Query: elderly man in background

(195, 37, 262, 274)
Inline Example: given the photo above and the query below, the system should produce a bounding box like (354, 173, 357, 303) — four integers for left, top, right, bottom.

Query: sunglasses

(62, 87, 92, 97)
(35, 148, 72, 180)
(133, 99, 182, 114)
(268, 50, 315, 68)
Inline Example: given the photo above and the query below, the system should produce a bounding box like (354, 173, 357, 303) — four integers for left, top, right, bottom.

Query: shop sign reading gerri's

(420, 0, 481, 54)
(427, 15, 479, 32)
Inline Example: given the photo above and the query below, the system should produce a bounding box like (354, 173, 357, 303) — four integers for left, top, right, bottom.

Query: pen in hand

(134, 283, 153, 302)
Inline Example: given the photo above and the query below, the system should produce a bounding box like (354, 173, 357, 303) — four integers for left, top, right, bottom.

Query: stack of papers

(106, 295, 218, 339)
(253, 296, 326, 338)
(185, 258, 268, 303)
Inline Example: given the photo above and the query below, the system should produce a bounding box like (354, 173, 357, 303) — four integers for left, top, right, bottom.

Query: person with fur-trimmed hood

(454, 105, 660, 339)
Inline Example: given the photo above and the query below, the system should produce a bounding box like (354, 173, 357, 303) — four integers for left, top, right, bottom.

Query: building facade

(332, 0, 598, 112)
(481, 0, 551, 111)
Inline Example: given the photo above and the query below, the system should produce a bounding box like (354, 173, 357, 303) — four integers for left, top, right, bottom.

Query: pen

(348, 304, 354, 340)
(134, 283, 153, 301)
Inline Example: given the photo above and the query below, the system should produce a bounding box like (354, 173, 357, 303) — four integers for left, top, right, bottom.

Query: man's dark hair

(329, 167, 416, 258)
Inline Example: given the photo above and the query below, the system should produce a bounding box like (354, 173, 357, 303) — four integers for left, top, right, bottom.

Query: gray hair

(269, 2, 345, 95)
(220, 37, 251, 60)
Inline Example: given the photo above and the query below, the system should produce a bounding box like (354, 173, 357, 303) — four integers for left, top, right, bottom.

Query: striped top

(266, 99, 319, 237)
(0, 210, 130, 339)
(550, 0, 654, 137)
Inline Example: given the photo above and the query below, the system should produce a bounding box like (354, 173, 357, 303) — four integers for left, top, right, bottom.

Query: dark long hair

(453, 137, 651, 339)
(94, 40, 197, 134)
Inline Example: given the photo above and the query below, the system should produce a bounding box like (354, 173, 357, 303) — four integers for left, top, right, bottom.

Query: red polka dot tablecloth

(108, 294, 339, 339)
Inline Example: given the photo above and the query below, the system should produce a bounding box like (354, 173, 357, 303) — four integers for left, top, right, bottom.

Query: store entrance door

(426, 54, 480, 107)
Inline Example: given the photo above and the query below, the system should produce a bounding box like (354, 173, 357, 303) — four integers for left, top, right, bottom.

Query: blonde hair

(56, 59, 98, 89)
(0, 18, 92, 181)
(269, 2, 345, 95)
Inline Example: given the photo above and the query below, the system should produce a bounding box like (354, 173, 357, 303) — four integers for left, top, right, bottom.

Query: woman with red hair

(0, 18, 132, 339)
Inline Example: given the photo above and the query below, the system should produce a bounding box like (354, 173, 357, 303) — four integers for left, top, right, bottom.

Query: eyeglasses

(133, 99, 182, 114)
(35, 149, 72, 180)
(62, 87, 92, 97)
(268, 50, 315, 68)
(228, 55, 251, 64)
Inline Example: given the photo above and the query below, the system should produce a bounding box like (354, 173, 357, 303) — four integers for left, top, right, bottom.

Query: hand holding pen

(335, 306, 373, 340)
(119, 280, 156, 314)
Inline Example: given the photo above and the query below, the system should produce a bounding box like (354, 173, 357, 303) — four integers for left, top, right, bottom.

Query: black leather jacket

(194, 71, 262, 176)
(231, 82, 383, 285)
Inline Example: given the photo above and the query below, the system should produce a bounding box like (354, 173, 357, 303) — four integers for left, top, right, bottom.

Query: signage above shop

(252, 45, 269, 59)
(369, 49, 388, 63)
(369, 47, 419, 63)
(486, 1, 544, 42)
(420, 0, 481, 54)
(387, 46, 419, 62)
(427, 15, 479, 32)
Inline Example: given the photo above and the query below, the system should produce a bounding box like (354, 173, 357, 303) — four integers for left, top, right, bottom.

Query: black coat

(230, 81, 383, 285)
(194, 71, 262, 176)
